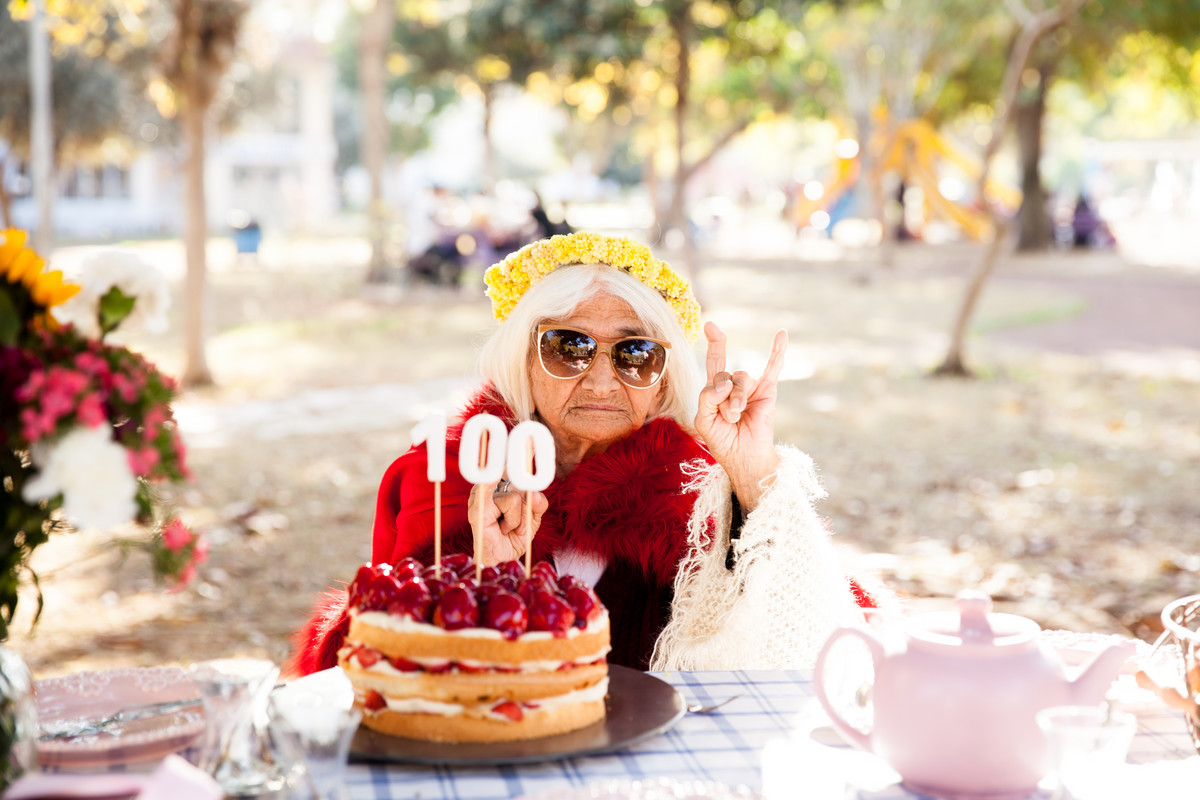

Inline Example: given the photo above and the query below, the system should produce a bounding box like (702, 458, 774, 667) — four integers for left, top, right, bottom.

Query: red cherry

(433, 585, 479, 630)
(496, 575, 519, 593)
(391, 558, 422, 582)
(498, 560, 526, 581)
(531, 560, 558, 582)
(476, 583, 502, 607)
(480, 565, 500, 584)
(557, 574, 584, 593)
(564, 586, 603, 628)
(424, 576, 449, 602)
(517, 575, 554, 603)
(482, 590, 529, 640)
(441, 552, 473, 576)
(529, 589, 575, 634)
(359, 571, 403, 612)
(348, 563, 375, 606)
(363, 690, 387, 711)
(387, 656, 421, 672)
(386, 577, 433, 621)
(371, 562, 394, 577)
(492, 701, 524, 722)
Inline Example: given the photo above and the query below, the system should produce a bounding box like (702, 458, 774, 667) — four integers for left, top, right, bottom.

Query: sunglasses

(536, 325, 671, 389)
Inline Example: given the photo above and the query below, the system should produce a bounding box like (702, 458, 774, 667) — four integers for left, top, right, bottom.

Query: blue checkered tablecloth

(340, 670, 1200, 800)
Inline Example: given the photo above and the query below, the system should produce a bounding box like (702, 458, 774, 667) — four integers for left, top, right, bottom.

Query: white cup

(1036, 704, 1137, 800)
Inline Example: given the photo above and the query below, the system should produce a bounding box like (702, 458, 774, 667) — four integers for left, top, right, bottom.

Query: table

(341, 670, 1199, 800)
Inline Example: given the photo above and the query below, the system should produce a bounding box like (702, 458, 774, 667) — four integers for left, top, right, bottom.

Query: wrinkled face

(530, 294, 666, 460)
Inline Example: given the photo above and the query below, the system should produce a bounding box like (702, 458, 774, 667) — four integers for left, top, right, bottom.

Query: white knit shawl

(649, 445, 865, 670)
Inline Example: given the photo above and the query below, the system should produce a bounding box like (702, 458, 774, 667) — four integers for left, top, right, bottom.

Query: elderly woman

(295, 232, 878, 674)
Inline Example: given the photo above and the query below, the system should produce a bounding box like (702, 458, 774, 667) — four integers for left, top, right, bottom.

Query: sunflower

(1, 229, 81, 330)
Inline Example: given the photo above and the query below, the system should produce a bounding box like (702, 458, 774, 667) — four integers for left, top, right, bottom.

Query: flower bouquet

(0, 229, 206, 642)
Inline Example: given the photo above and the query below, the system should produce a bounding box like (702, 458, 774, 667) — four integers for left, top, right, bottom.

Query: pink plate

(36, 666, 205, 769)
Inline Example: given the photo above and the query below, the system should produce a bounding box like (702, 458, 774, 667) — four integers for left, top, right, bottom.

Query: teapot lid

(907, 591, 1040, 652)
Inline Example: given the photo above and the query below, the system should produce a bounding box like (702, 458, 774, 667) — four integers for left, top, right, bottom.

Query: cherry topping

(386, 577, 433, 621)
(482, 590, 529, 640)
(476, 582, 502, 607)
(348, 563, 375, 605)
(496, 575, 519, 593)
(531, 560, 558, 582)
(498, 560, 526, 581)
(529, 589, 575, 634)
(564, 586, 603, 628)
(425, 576, 449, 602)
(359, 571, 403, 612)
(492, 701, 524, 722)
(517, 575, 554, 603)
(433, 584, 479, 630)
(391, 558, 422, 582)
(363, 690, 387, 712)
(557, 574, 584, 593)
(441, 552, 473, 576)
(480, 565, 500, 584)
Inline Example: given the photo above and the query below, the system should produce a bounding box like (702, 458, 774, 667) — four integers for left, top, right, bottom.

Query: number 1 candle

(410, 412, 446, 577)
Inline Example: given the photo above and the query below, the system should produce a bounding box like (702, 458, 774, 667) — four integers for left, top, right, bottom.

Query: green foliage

(97, 286, 135, 337)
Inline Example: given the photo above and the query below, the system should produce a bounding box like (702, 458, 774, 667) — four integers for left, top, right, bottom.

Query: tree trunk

(934, 224, 1007, 377)
(0, 178, 12, 229)
(481, 84, 495, 194)
(181, 80, 212, 387)
(1015, 62, 1053, 251)
(935, 0, 1082, 377)
(360, 0, 394, 283)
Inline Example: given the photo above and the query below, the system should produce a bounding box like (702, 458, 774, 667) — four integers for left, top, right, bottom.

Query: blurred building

(2, 34, 336, 240)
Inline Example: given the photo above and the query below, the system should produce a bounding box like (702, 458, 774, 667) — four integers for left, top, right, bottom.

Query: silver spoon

(686, 694, 743, 714)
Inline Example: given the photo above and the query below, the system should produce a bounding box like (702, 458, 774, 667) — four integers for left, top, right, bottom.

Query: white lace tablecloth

(341, 668, 1198, 800)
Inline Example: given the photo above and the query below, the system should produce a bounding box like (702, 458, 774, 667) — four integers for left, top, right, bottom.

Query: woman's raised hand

(694, 321, 786, 512)
(466, 480, 549, 565)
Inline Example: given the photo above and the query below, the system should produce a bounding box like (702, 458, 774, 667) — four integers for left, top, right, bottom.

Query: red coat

(291, 387, 876, 674)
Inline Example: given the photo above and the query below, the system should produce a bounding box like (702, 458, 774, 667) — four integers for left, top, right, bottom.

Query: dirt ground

(8, 238, 1200, 680)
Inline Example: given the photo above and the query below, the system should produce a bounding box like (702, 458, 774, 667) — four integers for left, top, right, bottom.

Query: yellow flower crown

(484, 232, 701, 341)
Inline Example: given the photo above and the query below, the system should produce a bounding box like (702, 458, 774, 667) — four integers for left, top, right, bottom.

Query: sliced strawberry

(492, 701, 523, 722)
(363, 690, 387, 712)
(387, 656, 422, 672)
(354, 645, 381, 668)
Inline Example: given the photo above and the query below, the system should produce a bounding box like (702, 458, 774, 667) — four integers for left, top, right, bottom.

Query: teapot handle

(812, 625, 885, 754)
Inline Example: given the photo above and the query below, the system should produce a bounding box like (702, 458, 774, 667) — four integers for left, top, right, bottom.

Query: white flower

(55, 250, 170, 337)
(23, 426, 138, 531)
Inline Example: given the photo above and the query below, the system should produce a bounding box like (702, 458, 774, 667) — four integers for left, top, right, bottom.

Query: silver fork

(39, 697, 202, 741)
(686, 694, 743, 714)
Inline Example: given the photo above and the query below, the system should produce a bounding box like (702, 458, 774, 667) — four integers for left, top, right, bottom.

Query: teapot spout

(1068, 639, 1138, 704)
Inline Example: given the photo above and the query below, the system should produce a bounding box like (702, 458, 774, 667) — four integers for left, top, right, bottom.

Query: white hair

(479, 264, 701, 429)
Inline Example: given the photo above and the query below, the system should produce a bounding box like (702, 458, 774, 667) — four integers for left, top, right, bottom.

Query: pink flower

(111, 373, 138, 403)
(127, 445, 161, 476)
(192, 536, 210, 565)
(76, 392, 107, 427)
(15, 369, 46, 403)
(20, 407, 55, 443)
(169, 562, 197, 593)
(161, 519, 193, 552)
(74, 352, 109, 377)
(144, 406, 166, 428)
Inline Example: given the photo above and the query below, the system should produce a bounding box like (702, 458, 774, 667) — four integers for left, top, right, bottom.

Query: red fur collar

(454, 387, 714, 586)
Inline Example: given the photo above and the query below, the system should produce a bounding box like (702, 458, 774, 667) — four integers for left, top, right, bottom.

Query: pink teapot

(813, 591, 1135, 800)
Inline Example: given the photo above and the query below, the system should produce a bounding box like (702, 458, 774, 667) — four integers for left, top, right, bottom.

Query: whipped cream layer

(343, 645, 611, 675)
(360, 677, 610, 721)
(353, 608, 609, 640)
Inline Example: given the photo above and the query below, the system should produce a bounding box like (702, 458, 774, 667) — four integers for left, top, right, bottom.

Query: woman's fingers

(704, 321, 727, 385)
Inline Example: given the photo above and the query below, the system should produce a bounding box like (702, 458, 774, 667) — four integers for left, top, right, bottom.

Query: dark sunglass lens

(613, 339, 666, 387)
(541, 329, 597, 377)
